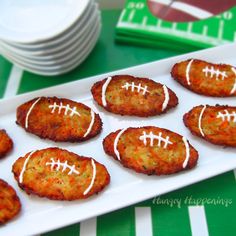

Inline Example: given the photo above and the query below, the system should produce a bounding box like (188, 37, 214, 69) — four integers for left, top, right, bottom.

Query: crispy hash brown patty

(103, 126, 198, 175)
(12, 147, 110, 200)
(184, 105, 236, 147)
(91, 75, 178, 117)
(0, 129, 13, 158)
(171, 59, 236, 97)
(16, 96, 102, 142)
(0, 179, 21, 224)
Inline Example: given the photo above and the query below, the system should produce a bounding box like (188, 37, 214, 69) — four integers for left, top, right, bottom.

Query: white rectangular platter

(1, 43, 236, 236)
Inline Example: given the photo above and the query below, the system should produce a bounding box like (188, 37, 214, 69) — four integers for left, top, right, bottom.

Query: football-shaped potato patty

(171, 59, 236, 97)
(12, 147, 110, 200)
(184, 105, 236, 147)
(0, 129, 13, 158)
(91, 75, 178, 117)
(103, 126, 198, 175)
(16, 97, 102, 142)
(0, 179, 21, 224)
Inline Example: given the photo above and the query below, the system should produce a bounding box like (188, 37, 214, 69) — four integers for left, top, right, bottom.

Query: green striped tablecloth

(0, 10, 235, 236)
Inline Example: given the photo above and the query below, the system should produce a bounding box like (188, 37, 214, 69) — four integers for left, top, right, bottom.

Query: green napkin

(116, 0, 236, 52)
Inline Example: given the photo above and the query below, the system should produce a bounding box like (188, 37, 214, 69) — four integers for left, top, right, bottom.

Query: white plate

(0, 0, 90, 43)
(0, 2, 97, 54)
(1, 44, 236, 236)
(1, 23, 101, 76)
(0, 11, 100, 64)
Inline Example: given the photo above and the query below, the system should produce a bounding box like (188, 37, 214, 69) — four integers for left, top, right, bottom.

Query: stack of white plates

(0, 0, 101, 76)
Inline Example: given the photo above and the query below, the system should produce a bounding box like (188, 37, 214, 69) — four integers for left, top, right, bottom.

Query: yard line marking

(128, 9, 135, 22)
(157, 19, 162, 28)
(118, 9, 126, 23)
(203, 26, 208, 36)
(117, 22, 231, 45)
(188, 206, 209, 236)
(135, 207, 153, 236)
(80, 217, 97, 236)
(172, 22, 177, 30)
(187, 22, 193, 33)
(142, 16, 148, 26)
(218, 20, 224, 40)
(3, 65, 23, 98)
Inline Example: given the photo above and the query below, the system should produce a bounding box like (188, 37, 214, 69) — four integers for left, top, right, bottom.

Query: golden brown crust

(171, 59, 236, 97)
(0, 129, 13, 159)
(103, 126, 198, 175)
(0, 179, 21, 224)
(16, 97, 102, 142)
(91, 75, 178, 117)
(184, 105, 236, 147)
(12, 147, 110, 201)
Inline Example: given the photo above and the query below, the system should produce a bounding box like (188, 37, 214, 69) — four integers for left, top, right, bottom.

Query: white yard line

(3, 65, 23, 98)
(202, 26, 208, 36)
(142, 16, 148, 27)
(117, 22, 231, 45)
(188, 206, 209, 236)
(135, 207, 153, 236)
(80, 217, 97, 236)
(128, 9, 135, 22)
(157, 19, 162, 28)
(187, 23, 193, 34)
(172, 22, 177, 30)
(118, 9, 126, 23)
(218, 20, 224, 40)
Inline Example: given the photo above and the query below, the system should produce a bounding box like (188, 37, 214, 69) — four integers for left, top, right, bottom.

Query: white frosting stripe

(19, 151, 36, 183)
(114, 128, 127, 161)
(162, 85, 169, 111)
(217, 110, 236, 122)
(198, 105, 207, 137)
(49, 102, 80, 117)
(186, 59, 194, 85)
(121, 82, 150, 95)
(139, 131, 173, 148)
(83, 110, 95, 138)
(46, 158, 79, 175)
(83, 159, 96, 195)
(182, 137, 190, 168)
(102, 76, 112, 107)
(230, 67, 236, 94)
(25, 97, 41, 129)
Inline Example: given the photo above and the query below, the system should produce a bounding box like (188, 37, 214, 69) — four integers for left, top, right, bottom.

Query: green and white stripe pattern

(116, 0, 236, 51)
(1, 59, 236, 236)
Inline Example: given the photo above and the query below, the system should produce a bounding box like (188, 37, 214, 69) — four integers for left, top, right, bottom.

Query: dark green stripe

(152, 205, 191, 236)
(97, 207, 135, 236)
(43, 223, 79, 236)
(0, 56, 12, 98)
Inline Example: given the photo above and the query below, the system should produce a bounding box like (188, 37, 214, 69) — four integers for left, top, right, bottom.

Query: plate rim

(0, 0, 91, 43)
